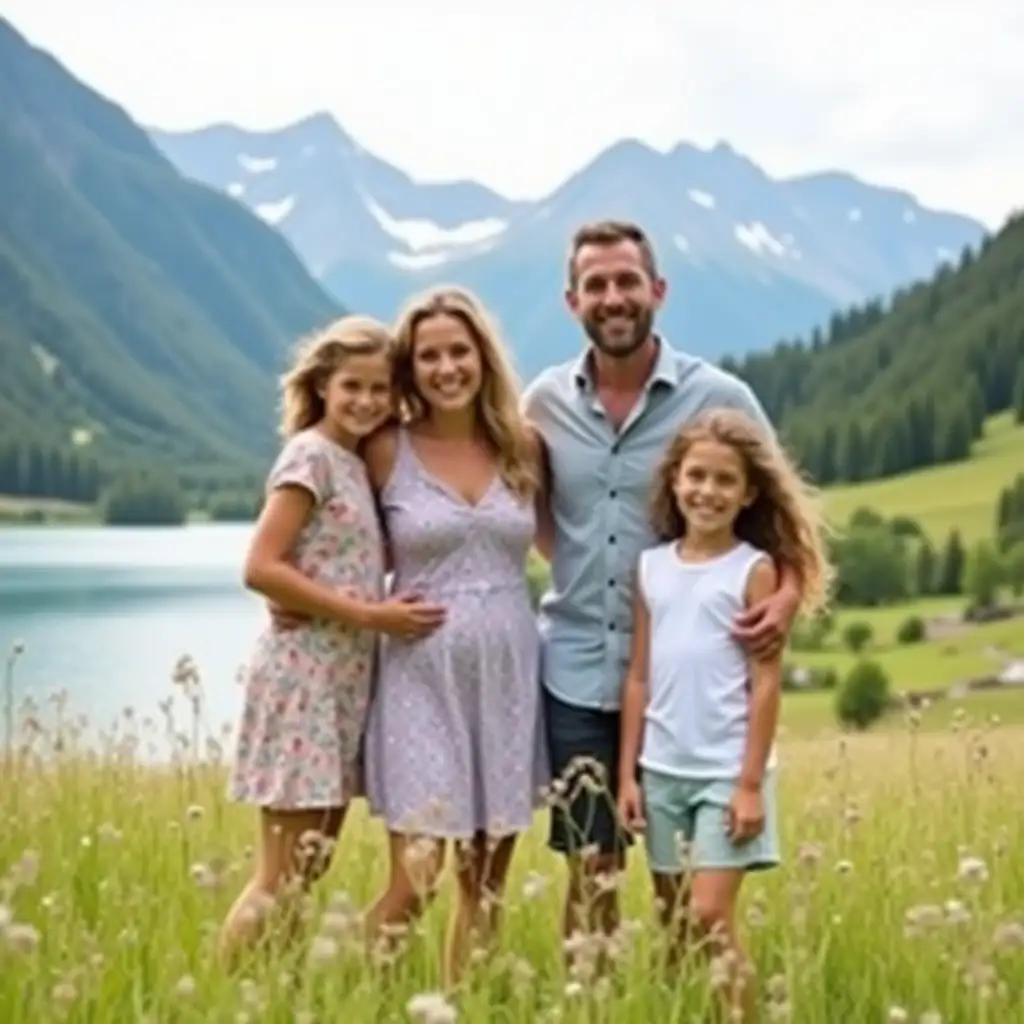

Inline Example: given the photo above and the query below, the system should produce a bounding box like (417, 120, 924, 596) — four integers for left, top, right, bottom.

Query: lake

(0, 524, 264, 753)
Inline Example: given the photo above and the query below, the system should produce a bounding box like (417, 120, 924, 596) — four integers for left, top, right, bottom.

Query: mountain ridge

(151, 111, 988, 379)
(0, 18, 342, 503)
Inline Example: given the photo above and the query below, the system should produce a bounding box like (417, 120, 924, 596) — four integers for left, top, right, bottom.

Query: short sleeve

(265, 436, 331, 504)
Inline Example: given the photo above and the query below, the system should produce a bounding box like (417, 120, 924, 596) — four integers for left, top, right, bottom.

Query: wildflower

(51, 979, 77, 1009)
(406, 991, 457, 1023)
(887, 1008, 908, 1023)
(307, 935, 338, 966)
(185, 804, 204, 821)
(993, 920, 1024, 951)
(918, 1012, 942, 1024)
(174, 975, 196, 997)
(797, 843, 823, 871)
(9, 849, 40, 888)
(3, 921, 40, 954)
(956, 855, 989, 885)
(521, 870, 548, 900)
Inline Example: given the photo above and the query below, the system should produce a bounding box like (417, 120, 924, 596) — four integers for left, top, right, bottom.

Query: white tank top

(637, 539, 776, 779)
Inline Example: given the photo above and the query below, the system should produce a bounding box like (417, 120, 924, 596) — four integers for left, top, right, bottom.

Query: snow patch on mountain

(255, 196, 295, 225)
(238, 154, 277, 174)
(363, 194, 507, 253)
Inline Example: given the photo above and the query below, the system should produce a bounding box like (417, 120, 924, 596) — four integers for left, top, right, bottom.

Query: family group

(219, 219, 832, 1019)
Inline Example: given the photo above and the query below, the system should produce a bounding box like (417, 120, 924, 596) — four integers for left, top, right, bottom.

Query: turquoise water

(0, 524, 265, 749)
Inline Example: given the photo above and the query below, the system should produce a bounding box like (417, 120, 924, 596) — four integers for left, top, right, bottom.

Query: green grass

(2, 665, 1022, 1023)
(788, 596, 1024, 692)
(0, 495, 96, 525)
(781, 683, 1024, 739)
(823, 411, 1024, 543)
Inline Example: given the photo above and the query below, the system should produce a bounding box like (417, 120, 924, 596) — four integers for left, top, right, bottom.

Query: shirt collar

(572, 334, 681, 393)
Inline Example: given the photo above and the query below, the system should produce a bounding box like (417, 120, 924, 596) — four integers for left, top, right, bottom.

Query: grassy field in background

(823, 412, 1023, 543)
(1, 672, 1022, 1023)
(786, 595, 1024, 693)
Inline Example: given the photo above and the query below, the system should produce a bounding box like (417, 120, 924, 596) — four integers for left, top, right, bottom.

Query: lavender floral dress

(363, 429, 549, 838)
(228, 429, 384, 811)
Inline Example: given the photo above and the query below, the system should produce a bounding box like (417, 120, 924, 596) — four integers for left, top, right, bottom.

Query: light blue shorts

(641, 768, 781, 875)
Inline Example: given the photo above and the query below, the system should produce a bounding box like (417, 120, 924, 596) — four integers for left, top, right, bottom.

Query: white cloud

(4, 0, 1021, 227)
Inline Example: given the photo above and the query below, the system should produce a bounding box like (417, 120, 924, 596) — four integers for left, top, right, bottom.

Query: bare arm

(529, 427, 555, 563)
(243, 486, 374, 628)
(618, 576, 650, 788)
(738, 557, 783, 790)
(362, 427, 400, 575)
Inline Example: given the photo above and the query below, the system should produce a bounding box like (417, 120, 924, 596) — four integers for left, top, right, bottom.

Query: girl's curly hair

(650, 407, 835, 615)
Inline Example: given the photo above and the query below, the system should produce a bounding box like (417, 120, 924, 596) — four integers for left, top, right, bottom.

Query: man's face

(565, 239, 666, 360)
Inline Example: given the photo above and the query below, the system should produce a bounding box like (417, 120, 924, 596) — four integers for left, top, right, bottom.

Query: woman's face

(409, 312, 484, 415)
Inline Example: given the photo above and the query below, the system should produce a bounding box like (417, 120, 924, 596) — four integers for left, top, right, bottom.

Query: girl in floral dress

(219, 315, 447, 965)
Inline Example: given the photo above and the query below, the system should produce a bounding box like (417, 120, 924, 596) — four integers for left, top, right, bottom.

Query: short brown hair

(567, 219, 659, 287)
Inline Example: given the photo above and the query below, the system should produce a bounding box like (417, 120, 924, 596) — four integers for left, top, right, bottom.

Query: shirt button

(608, 622, 616, 631)
(608, 578, 615, 587)
(608, 535, 616, 544)
(609, 489, 617, 499)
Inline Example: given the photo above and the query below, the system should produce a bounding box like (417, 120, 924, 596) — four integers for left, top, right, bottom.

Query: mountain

(724, 211, 1024, 490)
(0, 19, 341, 502)
(150, 114, 987, 380)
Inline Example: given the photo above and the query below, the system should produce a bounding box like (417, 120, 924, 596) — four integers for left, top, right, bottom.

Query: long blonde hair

(650, 408, 834, 615)
(393, 286, 538, 501)
(279, 315, 394, 437)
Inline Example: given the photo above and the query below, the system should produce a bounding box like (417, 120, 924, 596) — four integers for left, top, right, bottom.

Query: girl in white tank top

(617, 408, 832, 1022)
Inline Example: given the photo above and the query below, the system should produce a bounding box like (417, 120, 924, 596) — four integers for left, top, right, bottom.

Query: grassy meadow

(2, 418, 1023, 1020)
(822, 412, 1023, 544)
(2, 650, 1024, 1023)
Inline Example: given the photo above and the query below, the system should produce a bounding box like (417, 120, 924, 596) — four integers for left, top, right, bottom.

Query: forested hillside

(0, 19, 341, 506)
(723, 212, 1024, 485)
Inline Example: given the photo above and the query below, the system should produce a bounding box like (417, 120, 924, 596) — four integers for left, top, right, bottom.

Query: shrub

(895, 615, 926, 645)
(842, 620, 873, 653)
(835, 659, 891, 730)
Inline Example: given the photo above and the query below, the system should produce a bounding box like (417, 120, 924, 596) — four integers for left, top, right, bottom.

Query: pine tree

(936, 529, 966, 596)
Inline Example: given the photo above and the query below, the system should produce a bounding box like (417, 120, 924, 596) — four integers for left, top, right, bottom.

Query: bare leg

(363, 832, 445, 962)
(445, 833, 517, 988)
(689, 869, 753, 1022)
(218, 805, 345, 969)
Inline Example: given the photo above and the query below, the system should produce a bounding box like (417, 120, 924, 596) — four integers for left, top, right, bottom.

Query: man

(524, 219, 802, 947)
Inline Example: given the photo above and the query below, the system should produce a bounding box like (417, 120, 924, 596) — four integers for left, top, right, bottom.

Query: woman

(361, 284, 550, 987)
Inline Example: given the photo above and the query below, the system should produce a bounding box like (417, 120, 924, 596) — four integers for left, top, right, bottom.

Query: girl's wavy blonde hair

(650, 407, 835, 616)
(393, 285, 538, 502)
(279, 315, 395, 438)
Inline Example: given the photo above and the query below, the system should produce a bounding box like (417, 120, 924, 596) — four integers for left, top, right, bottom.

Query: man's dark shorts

(543, 688, 633, 858)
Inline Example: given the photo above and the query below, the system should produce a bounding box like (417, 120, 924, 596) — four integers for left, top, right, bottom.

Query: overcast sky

(5, 0, 1022, 228)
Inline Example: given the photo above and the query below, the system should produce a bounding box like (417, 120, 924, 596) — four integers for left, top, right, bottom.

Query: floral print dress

(228, 428, 384, 811)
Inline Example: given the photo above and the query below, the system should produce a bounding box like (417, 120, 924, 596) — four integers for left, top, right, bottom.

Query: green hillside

(726, 211, 1024, 488)
(0, 18, 341, 501)
(824, 411, 1023, 544)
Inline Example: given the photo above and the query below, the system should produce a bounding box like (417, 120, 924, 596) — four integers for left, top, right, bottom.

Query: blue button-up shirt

(523, 337, 774, 712)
